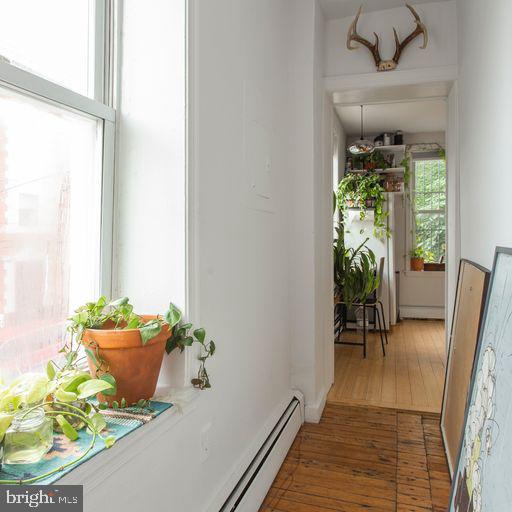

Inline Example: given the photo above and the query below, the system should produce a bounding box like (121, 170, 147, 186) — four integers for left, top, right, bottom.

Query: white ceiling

(318, 0, 451, 20)
(336, 99, 447, 135)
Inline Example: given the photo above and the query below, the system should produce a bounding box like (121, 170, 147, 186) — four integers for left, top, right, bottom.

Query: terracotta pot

(410, 257, 425, 272)
(83, 315, 171, 406)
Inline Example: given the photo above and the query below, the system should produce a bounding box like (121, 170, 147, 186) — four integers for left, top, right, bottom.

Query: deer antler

(346, 3, 428, 72)
(392, 4, 428, 65)
(346, 6, 382, 69)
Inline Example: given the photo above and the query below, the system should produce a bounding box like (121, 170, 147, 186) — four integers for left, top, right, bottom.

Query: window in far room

(411, 157, 446, 265)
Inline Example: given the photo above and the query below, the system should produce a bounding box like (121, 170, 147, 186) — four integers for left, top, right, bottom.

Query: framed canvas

(441, 259, 490, 476)
(449, 247, 512, 512)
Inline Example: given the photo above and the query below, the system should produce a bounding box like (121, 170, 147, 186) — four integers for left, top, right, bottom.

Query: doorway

(329, 81, 457, 414)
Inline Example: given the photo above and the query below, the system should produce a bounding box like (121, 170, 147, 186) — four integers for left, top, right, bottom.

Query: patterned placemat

(0, 401, 173, 485)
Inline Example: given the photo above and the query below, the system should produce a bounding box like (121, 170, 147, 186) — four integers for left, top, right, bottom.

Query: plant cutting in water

(0, 372, 115, 484)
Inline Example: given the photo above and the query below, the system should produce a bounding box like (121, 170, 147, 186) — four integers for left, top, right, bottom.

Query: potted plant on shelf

(337, 173, 389, 239)
(69, 297, 215, 408)
(353, 149, 388, 172)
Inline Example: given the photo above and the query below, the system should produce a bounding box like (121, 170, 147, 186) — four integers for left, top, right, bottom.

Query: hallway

(328, 320, 446, 413)
(260, 403, 451, 512)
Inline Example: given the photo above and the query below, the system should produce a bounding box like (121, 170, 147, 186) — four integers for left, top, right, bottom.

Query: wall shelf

(349, 167, 405, 174)
(375, 145, 406, 152)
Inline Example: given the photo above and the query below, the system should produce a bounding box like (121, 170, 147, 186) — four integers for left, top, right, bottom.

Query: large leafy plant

(333, 226, 379, 308)
(337, 172, 389, 239)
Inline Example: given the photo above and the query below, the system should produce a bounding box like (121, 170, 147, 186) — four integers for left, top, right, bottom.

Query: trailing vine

(337, 172, 390, 239)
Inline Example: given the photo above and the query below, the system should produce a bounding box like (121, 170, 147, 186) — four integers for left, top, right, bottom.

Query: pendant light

(348, 105, 374, 156)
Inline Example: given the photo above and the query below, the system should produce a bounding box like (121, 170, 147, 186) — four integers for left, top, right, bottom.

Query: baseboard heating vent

(220, 396, 303, 512)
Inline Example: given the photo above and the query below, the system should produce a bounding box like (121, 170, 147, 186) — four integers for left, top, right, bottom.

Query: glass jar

(3, 408, 53, 464)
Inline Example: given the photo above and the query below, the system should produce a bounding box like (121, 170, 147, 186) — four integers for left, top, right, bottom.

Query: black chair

(334, 257, 387, 358)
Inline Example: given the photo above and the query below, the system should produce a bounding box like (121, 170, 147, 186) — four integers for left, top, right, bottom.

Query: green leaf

(85, 348, 100, 368)
(112, 401, 119, 409)
(56, 414, 79, 441)
(23, 374, 49, 405)
(99, 374, 117, 396)
(126, 315, 141, 329)
(140, 320, 162, 345)
(0, 412, 14, 441)
(62, 373, 91, 393)
(90, 412, 107, 433)
(164, 303, 182, 328)
(104, 435, 116, 448)
(98, 402, 108, 410)
(120, 398, 126, 408)
(76, 379, 113, 400)
(193, 328, 205, 343)
(108, 297, 129, 307)
(165, 337, 178, 354)
(55, 388, 78, 403)
(182, 336, 194, 347)
(209, 341, 216, 355)
(46, 361, 56, 380)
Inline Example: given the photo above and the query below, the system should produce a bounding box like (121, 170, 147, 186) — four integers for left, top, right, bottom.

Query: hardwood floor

(327, 319, 446, 413)
(259, 403, 451, 512)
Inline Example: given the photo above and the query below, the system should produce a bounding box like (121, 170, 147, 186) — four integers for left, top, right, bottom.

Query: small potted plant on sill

(409, 246, 426, 271)
(69, 297, 215, 408)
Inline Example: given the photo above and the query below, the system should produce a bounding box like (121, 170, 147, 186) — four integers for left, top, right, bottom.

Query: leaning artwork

(449, 247, 512, 512)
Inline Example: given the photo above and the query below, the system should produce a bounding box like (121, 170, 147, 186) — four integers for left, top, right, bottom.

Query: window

(0, 1, 114, 380)
(412, 158, 446, 264)
(0, 0, 99, 97)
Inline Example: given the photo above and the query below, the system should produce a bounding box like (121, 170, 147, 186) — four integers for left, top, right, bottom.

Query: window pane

(0, 0, 94, 96)
(415, 213, 446, 263)
(0, 86, 102, 380)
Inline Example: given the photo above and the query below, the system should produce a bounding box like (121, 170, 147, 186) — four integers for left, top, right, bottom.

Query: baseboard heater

(219, 395, 303, 512)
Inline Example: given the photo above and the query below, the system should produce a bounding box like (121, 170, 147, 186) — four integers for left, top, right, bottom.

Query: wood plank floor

(260, 403, 451, 512)
(327, 319, 446, 413)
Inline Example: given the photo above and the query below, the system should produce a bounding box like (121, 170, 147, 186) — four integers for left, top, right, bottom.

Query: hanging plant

(337, 172, 389, 239)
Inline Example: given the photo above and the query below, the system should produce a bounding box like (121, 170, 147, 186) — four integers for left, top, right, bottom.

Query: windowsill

(404, 270, 445, 278)
(56, 386, 200, 490)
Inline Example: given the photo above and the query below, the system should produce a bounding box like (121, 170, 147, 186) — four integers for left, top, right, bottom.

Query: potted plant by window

(409, 246, 425, 271)
(69, 297, 215, 408)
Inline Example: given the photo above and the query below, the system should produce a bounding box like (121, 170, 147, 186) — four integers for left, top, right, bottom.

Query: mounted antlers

(347, 4, 428, 72)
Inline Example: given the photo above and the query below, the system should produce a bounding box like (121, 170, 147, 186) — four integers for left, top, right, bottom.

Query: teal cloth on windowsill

(0, 401, 172, 485)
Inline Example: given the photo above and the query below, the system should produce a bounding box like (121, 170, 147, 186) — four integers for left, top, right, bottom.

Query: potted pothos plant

(337, 172, 389, 239)
(69, 297, 215, 408)
(409, 246, 433, 271)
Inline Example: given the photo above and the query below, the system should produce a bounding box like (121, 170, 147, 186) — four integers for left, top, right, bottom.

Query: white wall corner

(304, 386, 328, 423)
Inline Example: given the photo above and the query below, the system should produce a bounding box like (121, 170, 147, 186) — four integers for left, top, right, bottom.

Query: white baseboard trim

(400, 306, 445, 319)
(305, 386, 327, 423)
(205, 390, 303, 512)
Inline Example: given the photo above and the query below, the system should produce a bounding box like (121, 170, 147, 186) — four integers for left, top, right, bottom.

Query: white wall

(457, 0, 512, 269)
(114, 0, 187, 387)
(107, 0, 309, 511)
(287, 0, 333, 421)
(324, 1, 457, 78)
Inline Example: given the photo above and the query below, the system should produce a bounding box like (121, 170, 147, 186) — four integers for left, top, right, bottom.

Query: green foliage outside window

(413, 159, 446, 263)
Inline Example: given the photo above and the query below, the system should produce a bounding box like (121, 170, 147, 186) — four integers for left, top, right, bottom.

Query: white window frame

(0, 0, 116, 297)
(408, 153, 446, 267)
